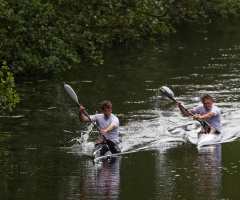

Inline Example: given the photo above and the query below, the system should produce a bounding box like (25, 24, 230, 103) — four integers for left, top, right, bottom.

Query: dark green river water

(1, 20, 240, 199)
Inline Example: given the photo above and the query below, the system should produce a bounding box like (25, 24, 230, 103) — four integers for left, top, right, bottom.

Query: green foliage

(0, 61, 20, 114)
(0, 0, 239, 74)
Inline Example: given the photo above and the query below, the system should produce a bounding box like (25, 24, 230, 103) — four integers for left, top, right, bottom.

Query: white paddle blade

(160, 86, 174, 98)
(64, 84, 78, 103)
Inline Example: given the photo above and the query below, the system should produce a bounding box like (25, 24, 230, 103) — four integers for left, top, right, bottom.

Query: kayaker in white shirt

(176, 93, 221, 134)
(78, 100, 120, 144)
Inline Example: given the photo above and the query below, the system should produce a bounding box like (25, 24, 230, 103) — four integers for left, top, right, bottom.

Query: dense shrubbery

(0, 0, 238, 74)
(0, 0, 239, 113)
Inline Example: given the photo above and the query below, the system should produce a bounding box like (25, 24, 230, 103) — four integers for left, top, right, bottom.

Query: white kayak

(197, 133, 221, 148)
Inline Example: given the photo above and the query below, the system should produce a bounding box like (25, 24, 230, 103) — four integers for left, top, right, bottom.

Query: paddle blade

(64, 84, 78, 103)
(200, 120, 211, 133)
(106, 138, 121, 154)
(160, 86, 175, 100)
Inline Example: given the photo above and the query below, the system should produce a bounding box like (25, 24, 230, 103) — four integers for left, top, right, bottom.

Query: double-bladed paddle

(160, 86, 211, 133)
(64, 84, 121, 154)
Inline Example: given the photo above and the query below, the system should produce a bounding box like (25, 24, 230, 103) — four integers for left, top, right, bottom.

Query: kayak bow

(197, 133, 221, 148)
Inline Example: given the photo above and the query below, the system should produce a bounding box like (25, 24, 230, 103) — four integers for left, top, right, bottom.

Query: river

(1, 20, 240, 200)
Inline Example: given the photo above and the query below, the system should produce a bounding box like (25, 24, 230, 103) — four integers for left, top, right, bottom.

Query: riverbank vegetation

(0, 0, 239, 112)
(0, 61, 20, 114)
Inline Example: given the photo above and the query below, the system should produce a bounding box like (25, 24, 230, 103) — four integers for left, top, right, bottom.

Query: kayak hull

(197, 133, 221, 148)
(93, 143, 112, 159)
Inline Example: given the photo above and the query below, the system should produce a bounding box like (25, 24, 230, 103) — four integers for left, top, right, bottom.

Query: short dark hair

(202, 93, 213, 102)
(101, 100, 112, 110)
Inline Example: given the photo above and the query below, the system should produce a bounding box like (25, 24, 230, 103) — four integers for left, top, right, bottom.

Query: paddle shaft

(76, 102, 100, 132)
(169, 96, 203, 124)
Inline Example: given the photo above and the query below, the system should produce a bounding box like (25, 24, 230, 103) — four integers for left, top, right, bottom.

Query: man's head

(101, 100, 113, 118)
(202, 93, 213, 111)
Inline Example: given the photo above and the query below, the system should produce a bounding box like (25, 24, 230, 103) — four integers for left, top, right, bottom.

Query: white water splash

(119, 110, 186, 153)
(68, 99, 240, 156)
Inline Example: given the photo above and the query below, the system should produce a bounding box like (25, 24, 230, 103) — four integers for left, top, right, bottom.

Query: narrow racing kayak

(93, 143, 112, 159)
(197, 133, 221, 148)
(93, 142, 121, 162)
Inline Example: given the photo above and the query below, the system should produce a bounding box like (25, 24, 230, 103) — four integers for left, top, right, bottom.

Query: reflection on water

(95, 157, 120, 199)
(195, 144, 222, 199)
(155, 144, 222, 200)
(79, 157, 121, 200)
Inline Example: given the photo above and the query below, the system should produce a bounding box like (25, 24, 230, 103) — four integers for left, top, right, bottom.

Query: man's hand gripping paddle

(160, 86, 211, 133)
(64, 84, 121, 154)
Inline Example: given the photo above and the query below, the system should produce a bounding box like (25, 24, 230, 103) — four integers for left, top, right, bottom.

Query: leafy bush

(0, 0, 239, 74)
(0, 61, 20, 114)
